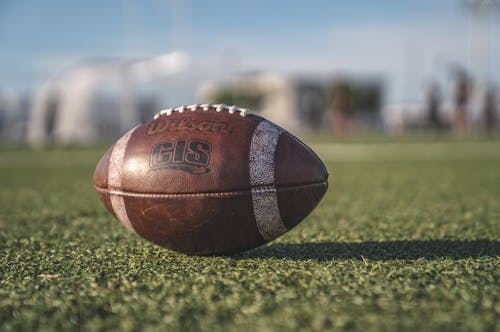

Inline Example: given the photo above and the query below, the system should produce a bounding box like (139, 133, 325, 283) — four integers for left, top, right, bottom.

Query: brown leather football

(94, 104, 328, 255)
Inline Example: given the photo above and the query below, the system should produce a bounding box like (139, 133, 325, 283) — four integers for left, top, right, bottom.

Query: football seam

(94, 180, 327, 198)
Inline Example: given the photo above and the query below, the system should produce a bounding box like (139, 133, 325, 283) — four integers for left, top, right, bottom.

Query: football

(93, 104, 328, 255)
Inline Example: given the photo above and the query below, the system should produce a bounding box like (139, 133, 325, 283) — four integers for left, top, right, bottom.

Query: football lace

(154, 104, 250, 119)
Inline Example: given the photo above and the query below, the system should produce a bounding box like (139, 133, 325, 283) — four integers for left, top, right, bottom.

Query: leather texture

(94, 106, 328, 255)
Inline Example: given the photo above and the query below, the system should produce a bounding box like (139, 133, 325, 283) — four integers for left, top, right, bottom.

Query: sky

(0, 0, 499, 103)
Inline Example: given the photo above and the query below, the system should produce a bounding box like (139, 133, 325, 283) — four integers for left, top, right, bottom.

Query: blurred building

(28, 63, 139, 145)
(27, 52, 190, 145)
(199, 73, 384, 135)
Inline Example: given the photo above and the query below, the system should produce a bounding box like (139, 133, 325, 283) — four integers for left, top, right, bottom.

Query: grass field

(1, 138, 499, 331)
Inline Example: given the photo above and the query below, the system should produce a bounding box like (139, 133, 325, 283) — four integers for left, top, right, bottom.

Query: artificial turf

(0, 139, 499, 331)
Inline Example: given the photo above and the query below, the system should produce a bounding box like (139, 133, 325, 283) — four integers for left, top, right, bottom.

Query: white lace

(154, 104, 250, 119)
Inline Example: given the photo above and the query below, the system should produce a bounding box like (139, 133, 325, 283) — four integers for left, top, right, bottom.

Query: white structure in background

(199, 73, 383, 134)
(27, 52, 190, 145)
(199, 74, 323, 134)
(200, 74, 302, 132)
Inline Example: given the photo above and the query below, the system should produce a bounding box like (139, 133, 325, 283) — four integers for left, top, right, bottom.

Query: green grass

(0, 139, 499, 331)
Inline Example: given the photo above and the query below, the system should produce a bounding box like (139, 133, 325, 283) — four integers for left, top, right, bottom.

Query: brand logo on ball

(146, 118, 230, 135)
(151, 140, 211, 174)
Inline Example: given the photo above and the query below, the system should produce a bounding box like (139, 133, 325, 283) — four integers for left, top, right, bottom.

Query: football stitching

(94, 181, 327, 198)
(154, 104, 250, 119)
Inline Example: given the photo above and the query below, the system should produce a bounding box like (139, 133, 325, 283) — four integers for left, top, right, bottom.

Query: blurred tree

(453, 69, 471, 135)
(426, 82, 443, 130)
(484, 85, 497, 134)
(331, 82, 351, 136)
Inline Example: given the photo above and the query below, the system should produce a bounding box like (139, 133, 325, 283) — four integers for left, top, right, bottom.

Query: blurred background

(0, 0, 499, 144)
